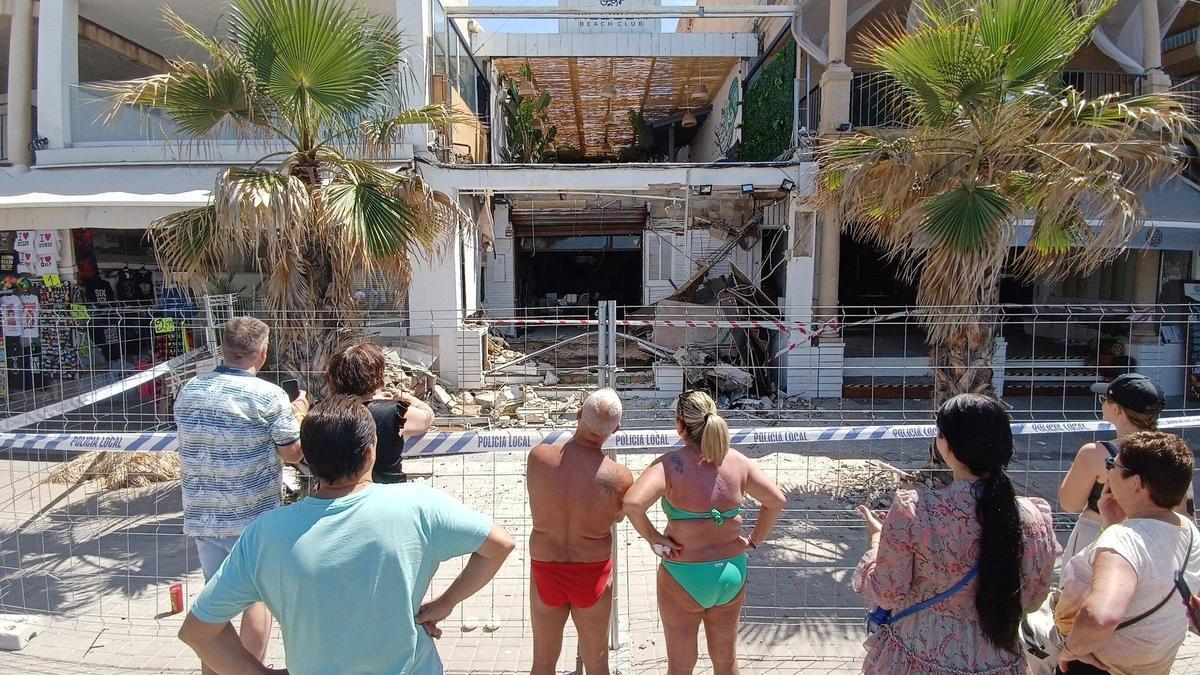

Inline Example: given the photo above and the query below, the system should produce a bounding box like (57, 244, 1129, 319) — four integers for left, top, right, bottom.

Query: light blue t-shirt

(191, 483, 491, 674)
(175, 366, 300, 537)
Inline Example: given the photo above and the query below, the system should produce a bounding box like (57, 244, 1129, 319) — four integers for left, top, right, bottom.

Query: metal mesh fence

(0, 297, 1199, 672)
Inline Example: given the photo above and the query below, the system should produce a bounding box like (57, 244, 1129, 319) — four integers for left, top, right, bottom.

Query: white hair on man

(578, 388, 623, 437)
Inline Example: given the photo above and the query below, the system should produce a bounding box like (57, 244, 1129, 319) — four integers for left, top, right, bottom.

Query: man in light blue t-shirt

(179, 396, 515, 674)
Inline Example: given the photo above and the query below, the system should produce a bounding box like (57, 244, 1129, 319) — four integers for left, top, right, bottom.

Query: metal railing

(850, 71, 907, 128)
(4, 297, 1200, 671)
(847, 70, 1147, 130)
(1061, 70, 1144, 98)
(1164, 26, 1200, 53)
(797, 84, 821, 134)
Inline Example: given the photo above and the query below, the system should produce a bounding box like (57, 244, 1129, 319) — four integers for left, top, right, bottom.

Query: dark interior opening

(516, 235, 643, 307)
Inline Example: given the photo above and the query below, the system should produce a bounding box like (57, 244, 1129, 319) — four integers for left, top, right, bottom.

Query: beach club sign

(559, 0, 660, 33)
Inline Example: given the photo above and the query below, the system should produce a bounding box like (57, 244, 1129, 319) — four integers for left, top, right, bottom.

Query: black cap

(1090, 373, 1165, 414)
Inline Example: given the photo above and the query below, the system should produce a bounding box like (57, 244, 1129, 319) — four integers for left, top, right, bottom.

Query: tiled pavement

(5, 427, 1200, 674)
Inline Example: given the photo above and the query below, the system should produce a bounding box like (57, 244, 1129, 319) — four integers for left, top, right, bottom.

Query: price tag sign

(152, 317, 176, 334)
(69, 304, 90, 320)
(42, 274, 62, 287)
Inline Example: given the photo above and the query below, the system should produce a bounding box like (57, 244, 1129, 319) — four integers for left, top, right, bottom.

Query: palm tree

(95, 0, 471, 380)
(817, 0, 1190, 404)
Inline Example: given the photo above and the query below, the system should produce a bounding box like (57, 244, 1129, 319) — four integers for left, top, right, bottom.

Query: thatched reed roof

(493, 56, 738, 157)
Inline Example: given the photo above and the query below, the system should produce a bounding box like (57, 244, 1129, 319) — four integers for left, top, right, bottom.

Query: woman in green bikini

(623, 390, 786, 674)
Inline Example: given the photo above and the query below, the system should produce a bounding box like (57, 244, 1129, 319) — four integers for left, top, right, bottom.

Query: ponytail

(936, 393, 1023, 654)
(699, 413, 730, 465)
(677, 391, 730, 465)
(974, 469, 1023, 653)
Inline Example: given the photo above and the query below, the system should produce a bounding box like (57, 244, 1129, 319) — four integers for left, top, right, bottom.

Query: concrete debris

(381, 347, 437, 399)
(672, 347, 753, 393)
(653, 301, 720, 350)
(432, 385, 454, 407)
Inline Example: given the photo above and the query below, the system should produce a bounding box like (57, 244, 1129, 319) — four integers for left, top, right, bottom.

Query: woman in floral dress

(854, 394, 1060, 674)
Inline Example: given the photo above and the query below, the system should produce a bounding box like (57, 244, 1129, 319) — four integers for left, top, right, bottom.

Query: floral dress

(853, 480, 1060, 674)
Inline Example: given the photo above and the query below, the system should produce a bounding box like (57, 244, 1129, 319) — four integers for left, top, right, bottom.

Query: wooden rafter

(494, 56, 738, 157)
(639, 56, 658, 113)
(568, 59, 587, 153)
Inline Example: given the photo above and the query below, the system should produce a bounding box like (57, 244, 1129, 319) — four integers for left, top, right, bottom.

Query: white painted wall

(688, 64, 742, 162)
(483, 203, 517, 310)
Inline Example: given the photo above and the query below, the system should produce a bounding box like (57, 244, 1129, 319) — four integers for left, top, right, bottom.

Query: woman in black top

(326, 341, 435, 483)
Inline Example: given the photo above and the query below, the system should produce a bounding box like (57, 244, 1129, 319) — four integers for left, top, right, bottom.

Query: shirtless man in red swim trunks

(527, 388, 633, 675)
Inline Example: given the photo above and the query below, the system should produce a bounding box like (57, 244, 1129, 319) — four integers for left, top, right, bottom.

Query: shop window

(1159, 250, 1192, 306)
(92, 229, 154, 264)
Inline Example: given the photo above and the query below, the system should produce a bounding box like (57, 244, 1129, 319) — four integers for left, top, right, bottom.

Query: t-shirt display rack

(0, 272, 196, 402)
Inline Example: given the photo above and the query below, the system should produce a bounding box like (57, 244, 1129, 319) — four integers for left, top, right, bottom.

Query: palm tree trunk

(929, 322, 996, 407)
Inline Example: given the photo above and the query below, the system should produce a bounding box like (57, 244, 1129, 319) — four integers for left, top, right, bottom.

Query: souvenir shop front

(0, 227, 197, 401)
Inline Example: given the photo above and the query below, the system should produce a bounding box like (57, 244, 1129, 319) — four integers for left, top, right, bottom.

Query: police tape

(0, 348, 212, 434)
(5, 415, 1200, 456)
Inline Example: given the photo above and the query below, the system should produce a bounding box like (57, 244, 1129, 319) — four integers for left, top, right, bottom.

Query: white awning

(0, 165, 216, 230)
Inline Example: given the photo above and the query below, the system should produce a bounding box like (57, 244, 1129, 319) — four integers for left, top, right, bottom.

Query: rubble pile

(380, 346, 438, 399)
(379, 341, 584, 430)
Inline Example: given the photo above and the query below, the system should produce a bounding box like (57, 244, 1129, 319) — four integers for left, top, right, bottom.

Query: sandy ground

(1, 426, 1200, 673)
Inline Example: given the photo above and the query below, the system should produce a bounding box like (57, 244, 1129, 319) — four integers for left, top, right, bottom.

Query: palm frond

(229, 0, 402, 143)
(357, 104, 477, 156)
(921, 182, 1011, 251)
(148, 206, 223, 292)
(90, 62, 272, 140)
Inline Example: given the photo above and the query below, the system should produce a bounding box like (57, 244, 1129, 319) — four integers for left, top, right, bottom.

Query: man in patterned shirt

(174, 316, 307, 674)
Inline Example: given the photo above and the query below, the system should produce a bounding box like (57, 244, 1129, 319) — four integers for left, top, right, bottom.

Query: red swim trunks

(530, 559, 614, 609)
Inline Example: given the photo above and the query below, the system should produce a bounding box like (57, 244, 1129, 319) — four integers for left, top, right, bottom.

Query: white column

(7, 0, 34, 169)
(816, 207, 840, 325)
(397, 0, 433, 151)
(828, 0, 848, 65)
(37, 0, 79, 149)
(1141, 0, 1172, 94)
(818, 0, 852, 133)
(1142, 0, 1162, 71)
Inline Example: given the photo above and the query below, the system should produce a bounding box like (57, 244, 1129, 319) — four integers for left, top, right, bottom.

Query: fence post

(601, 300, 623, 652)
(202, 295, 218, 357)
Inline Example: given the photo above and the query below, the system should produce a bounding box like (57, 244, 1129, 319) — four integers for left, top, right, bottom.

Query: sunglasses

(1098, 394, 1109, 405)
(1105, 456, 1135, 475)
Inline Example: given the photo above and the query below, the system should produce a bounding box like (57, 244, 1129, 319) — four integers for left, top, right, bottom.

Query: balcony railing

(850, 71, 907, 128)
(848, 70, 1146, 130)
(797, 84, 821, 135)
(1060, 71, 1143, 99)
(1164, 26, 1200, 52)
(72, 88, 242, 145)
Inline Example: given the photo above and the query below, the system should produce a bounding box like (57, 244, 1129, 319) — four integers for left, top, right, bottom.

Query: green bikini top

(660, 496, 741, 525)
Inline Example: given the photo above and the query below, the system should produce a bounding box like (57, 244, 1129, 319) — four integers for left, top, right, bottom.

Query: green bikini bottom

(661, 554, 748, 609)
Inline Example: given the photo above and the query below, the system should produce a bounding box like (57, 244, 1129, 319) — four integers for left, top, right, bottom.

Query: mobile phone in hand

(281, 378, 301, 402)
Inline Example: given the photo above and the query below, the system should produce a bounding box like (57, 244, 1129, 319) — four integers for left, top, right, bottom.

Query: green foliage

(617, 109, 657, 162)
(920, 182, 1010, 252)
(740, 41, 795, 161)
(500, 65, 558, 163)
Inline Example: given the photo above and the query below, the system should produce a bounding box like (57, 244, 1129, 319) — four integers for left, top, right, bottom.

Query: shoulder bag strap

(889, 563, 980, 624)
(1117, 525, 1194, 630)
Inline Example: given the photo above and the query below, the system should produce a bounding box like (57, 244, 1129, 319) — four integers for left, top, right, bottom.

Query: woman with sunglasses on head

(854, 394, 1059, 674)
(1057, 374, 1179, 568)
(622, 390, 786, 674)
(1054, 432, 1200, 674)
